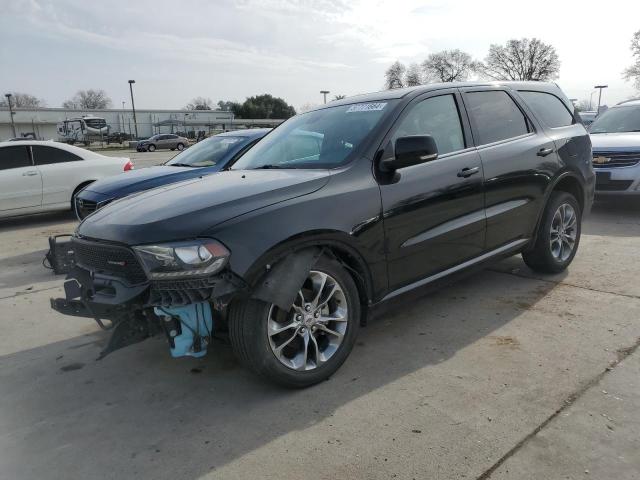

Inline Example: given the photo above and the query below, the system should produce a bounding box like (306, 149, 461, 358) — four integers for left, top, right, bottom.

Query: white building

(0, 107, 281, 141)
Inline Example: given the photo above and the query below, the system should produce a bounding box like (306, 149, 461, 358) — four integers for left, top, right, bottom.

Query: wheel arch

(71, 180, 96, 203)
(528, 172, 585, 249)
(243, 231, 375, 320)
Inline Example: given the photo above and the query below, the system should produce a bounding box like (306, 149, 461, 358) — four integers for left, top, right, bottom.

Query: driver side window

(393, 94, 465, 155)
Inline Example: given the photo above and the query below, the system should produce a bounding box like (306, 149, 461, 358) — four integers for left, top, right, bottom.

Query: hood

(84, 165, 214, 196)
(77, 169, 331, 244)
(590, 132, 640, 151)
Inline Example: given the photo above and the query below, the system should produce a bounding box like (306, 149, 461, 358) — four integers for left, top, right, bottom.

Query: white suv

(589, 99, 640, 195)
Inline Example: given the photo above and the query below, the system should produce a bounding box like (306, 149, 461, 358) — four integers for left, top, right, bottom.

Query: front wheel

(228, 257, 360, 388)
(176, 143, 185, 151)
(522, 191, 581, 273)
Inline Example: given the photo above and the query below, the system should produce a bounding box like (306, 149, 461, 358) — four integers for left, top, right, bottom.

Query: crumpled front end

(50, 236, 246, 358)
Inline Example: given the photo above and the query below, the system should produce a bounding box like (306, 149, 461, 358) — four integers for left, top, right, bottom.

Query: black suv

(52, 82, 594, 387)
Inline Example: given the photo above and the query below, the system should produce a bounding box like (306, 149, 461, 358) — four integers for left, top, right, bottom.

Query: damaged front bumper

(51, 264, 246, 358)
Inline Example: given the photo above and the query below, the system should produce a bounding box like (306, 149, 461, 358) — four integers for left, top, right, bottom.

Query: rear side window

(465, 91, 530, 145)
(519, 91, 574, 128)
(393, 94, 465, 155)
(0, 146, 31, 170)
(32, 145, 82, 165)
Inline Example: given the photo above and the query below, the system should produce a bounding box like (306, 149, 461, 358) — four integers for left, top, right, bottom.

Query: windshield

(589, 106, 640, 134)
(231, 101, 394, 170)
(166, 135, 248, 167)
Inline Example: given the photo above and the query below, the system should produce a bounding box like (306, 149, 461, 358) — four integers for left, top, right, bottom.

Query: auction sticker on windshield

(346, 102, 387, 113)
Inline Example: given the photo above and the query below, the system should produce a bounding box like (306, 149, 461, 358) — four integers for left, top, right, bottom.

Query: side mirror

(380, 135, 438, 172)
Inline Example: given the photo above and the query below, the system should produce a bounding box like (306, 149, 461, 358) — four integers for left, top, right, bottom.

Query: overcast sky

(1, 0, 639, 111)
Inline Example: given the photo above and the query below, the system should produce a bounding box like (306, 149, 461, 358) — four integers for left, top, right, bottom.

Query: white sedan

(0, 140, 133, 219)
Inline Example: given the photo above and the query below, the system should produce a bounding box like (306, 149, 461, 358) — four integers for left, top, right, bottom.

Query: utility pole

(320, 90, 330, 104)
(5, 93, 16, 137)
(594, 85, 608, 116)
(128, 80, 139, 139)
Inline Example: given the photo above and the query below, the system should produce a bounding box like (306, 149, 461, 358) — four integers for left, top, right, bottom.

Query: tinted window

(393, 94, 465, 155)
(465, 91, 530, 145)
(519, 91, 574, 128)
(0, 146, 31, 170)
(166, 136, 248, 167)
(32, 145, 82, 165)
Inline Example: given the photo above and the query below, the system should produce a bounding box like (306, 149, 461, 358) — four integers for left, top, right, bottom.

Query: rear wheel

(522, 191, 581, 273)
(147, 144, 156, 152)
(228, 257, 360, 388)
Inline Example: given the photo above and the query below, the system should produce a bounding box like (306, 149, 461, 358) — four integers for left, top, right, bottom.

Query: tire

(522, 191, 581, 273)
(176, 143, 185, 151)
(147, 144, 156, 152)
(170, 148, 175, 151)
(228, 256, 360, 388)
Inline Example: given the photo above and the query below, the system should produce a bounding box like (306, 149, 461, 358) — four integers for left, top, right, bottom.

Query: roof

(312, 81, 570, 112)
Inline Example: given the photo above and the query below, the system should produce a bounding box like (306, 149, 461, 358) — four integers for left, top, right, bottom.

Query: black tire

(176, 143, 185, 151)
(147, 144, 156, 152)
(522, 191, 581, 273)
(170, 148, 175, 151)
(228, 256, 360, 388)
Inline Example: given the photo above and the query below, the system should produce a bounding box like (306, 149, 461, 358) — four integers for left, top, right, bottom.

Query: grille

(72, 238, 148, 285)
(75, 197, 97, 219)
(592, 151, 640, 168)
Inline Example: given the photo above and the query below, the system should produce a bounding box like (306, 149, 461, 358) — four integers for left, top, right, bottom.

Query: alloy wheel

(267, 270, 348, 371)
(550, 203, 577, 262)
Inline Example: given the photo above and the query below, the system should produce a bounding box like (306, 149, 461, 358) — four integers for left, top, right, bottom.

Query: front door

(379, 91, 486, 292)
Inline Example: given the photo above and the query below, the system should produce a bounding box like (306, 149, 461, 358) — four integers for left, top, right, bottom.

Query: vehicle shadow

(583, 196, 640, 237)
(0, 266, 560, 479)
(0, 211, 76, 234)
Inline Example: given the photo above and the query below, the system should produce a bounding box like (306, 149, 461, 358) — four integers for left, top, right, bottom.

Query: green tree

(233, 94, 296, 119)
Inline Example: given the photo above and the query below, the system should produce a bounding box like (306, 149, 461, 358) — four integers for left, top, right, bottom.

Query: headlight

(133, 239, 230, 279)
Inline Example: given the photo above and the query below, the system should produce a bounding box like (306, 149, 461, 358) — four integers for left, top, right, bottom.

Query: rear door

(0, 145, 42, 212)
(32, 145, 84, 206)
(460, 87, 558, 250)
(379, 89, 486, 292)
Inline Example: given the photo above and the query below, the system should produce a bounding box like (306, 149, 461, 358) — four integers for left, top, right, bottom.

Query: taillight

(124, 160, 134, 171)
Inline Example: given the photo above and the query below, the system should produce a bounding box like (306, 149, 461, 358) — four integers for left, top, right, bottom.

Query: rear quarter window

(518, 91, 575, 128)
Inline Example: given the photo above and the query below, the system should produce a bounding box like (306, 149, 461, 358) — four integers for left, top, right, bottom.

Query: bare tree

(333, 94, 346, 101)
(477, 38, 560, 81)
(574, 99, 593, 112)
(405, 63, 423, 86)
(385, 61, 406, 89)
(63, 89, 112, 109)
(185, 97, 214, 110)
(422, 49, 476, 83)
(623, 30, 640, 91)
(0, 92, 45, 108)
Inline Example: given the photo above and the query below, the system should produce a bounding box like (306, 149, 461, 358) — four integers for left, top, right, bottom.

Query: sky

(1, 0, 639, 111)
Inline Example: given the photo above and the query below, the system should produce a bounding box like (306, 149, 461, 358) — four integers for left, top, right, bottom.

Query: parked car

(137, 134, 189, 152)
(0, 140, 132, 219)
(588, 99, 640, 195)
(577, 110, 597, 126)
(52, 82, 594, 387)
(74, 129, 270, 219)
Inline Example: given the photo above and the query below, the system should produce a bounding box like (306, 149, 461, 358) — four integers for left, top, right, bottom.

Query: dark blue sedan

(74, 129, 270, 219)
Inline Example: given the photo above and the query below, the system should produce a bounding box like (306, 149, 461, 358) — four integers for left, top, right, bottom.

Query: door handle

(22, 171, 39, 176)
(457, 166, 480, 178)
(537, 147, 554, 157)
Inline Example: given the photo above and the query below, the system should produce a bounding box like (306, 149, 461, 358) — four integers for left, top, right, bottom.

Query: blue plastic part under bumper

(154, 302, 213, 358)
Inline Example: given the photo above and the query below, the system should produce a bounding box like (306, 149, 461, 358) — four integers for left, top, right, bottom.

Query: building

(0, 107, 282, 141)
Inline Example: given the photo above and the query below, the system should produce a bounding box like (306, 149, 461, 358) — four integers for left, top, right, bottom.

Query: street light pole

(128, 80, 139, 139)
(320, 90, 330, 104)
(594, 85, 608, 116)
(589, 90, 597, 110)
(5, 93, 16, 137)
